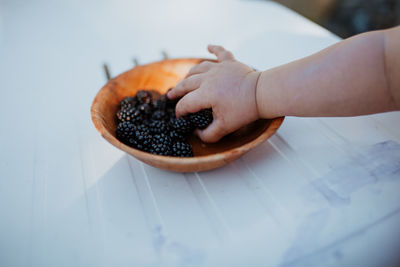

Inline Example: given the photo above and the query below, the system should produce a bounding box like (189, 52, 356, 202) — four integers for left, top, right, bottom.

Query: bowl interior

(91, 58, 283, 172)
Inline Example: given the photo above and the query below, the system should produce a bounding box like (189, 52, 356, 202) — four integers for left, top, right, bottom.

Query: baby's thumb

(195, 120, 225, 143)
(208, 45, 234, 62)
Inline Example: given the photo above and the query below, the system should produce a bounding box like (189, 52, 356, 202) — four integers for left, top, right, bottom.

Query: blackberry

(150, 133, 172, 156)
(120, 96, 138, 109)
(137, 90, 152, 104)
(116, 107, 131, 122)
(152, 110, 167, 121)
(166, 107, 175, 118)
(167, 116, 176, 125)
(116, 90, 202, 157)
(169, 130, 186, 142)
(137, 103, 152, 117)
(129, 139, 143, 151)
(150, 143, 171, 156)
(189, 109, 213, 129)
(171, 142, 193, 157)
(166, 93, 179, 108)
(152, 133, 171, 145)
(127, 124, 152, 152)
(116, 122, 136, 143)
(135, 124, 150, 136)
(117, 108, 142, 124)
(148, 120, 169, 134)
(141, 118, 152, 127)
(129, 133, 153, 152)
(152, 96, 167, 111)
(170, 117, 193, 136)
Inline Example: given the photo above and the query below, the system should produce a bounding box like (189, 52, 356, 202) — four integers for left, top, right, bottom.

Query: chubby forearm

(257, 28, 399, 118)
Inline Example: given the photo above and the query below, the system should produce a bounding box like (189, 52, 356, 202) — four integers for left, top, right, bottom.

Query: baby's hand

(167, 45, 261, 143)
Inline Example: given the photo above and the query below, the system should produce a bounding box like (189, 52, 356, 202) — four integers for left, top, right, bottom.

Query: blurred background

(272, 0, 400, 38)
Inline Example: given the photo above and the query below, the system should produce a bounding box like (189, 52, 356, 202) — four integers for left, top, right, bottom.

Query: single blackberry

(125, 124, 152, 151)
(152, 110, 167, 121)
(117, 108, 142, 124)
(169, 130, 186, 142)
(148, 120, 169, 134)
(120, 96, 138, 109)
(171, 142, 193, 157)
(137, 90, 152, 104)
(189, 109, 213, 129)
(170, 117, 193, 136)
(116, 122, 136, 143)
(150, 133, 172, 156)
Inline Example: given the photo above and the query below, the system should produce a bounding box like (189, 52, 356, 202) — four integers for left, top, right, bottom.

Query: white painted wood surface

(1, 0, 399, 266)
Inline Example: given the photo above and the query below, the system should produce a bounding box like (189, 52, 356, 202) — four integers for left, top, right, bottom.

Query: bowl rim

(90, 58, 284, 166)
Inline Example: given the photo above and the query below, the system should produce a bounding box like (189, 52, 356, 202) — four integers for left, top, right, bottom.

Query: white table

(1, 0, 400, 266)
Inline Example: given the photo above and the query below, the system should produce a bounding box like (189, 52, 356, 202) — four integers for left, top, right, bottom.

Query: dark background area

(272, 0, 400, 38)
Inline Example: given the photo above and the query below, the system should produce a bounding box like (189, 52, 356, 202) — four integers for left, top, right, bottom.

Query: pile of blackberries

(115, 90, 213, 157)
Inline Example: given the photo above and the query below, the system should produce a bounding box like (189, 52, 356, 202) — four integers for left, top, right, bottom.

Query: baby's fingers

(185, 60, 216, 78)
(208, 45, 234, 62)
(175, 90, 210, 117)
(167, 74, 203, 99)
(195, 120, 225, 143)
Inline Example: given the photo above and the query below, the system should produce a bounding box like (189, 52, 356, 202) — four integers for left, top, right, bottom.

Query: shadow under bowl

(91, 58, 284, 172)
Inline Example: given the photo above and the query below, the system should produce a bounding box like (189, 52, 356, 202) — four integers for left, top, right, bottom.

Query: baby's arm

(257, 26, 400, 118)
(168, 26, 400, 143)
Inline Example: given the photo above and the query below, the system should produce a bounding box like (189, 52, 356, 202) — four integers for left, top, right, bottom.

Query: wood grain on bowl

(91, 58, 284, 172)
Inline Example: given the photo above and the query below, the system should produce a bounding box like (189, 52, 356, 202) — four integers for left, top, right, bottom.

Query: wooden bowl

(91, 58, 284, 172)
